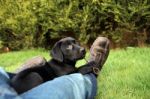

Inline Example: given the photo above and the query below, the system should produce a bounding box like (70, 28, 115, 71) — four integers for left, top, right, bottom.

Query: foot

(89, 37, 110, 75)
(16, 56, 47, 73)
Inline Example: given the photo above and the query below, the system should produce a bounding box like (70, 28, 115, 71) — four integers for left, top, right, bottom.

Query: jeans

(0, 67, 97, 99)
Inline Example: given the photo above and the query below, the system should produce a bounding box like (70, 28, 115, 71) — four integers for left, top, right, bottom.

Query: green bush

(0, 0, 149, 50)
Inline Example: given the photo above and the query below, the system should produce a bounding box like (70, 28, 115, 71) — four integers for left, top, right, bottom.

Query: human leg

(21, 73, 96, 99)
(2, 67, 95, 99)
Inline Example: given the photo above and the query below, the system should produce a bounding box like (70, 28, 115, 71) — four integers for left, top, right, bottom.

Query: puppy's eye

(66, 45, 73, 50)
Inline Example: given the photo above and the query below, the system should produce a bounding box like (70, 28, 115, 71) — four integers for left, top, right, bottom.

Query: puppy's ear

(51, 41, 63, 62)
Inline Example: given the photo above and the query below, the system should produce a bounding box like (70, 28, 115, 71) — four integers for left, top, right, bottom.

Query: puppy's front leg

(76, 61, 97, 74)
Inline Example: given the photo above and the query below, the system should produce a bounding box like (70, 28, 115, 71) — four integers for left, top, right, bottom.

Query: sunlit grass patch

(0, 48, 49, 72)
(97, 48, 150, 99)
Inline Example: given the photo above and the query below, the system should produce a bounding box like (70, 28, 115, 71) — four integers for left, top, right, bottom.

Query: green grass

(96, 47, 150, 99)
(0, 48, 50, 72)
(0, 48, 150, 99)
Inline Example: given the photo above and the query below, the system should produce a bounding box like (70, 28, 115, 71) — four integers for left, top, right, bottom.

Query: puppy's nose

(80, 48, 86, 54)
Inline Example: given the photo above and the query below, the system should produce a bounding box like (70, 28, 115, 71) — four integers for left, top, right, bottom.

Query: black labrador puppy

(10, 37, 95, 94)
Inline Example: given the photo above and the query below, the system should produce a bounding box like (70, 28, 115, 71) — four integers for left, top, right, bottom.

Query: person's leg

(0, 67, 21, 99)
(0, 67, 95, 99)
(21, 73, 96, 99)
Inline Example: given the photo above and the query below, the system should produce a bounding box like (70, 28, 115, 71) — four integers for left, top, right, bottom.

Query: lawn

(0, 48, 150, 99)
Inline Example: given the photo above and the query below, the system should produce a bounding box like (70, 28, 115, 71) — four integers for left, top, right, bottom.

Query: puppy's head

(51, 37, 86, 62)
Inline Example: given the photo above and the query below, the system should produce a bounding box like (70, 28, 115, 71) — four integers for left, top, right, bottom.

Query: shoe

(16, 56, 47, 73)
(89, 37, 110, 75)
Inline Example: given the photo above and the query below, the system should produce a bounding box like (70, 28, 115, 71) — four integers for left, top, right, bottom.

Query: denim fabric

(0, 67, 97, 99)
(0, 67, 21, 99)
(21, 73, 97, 99)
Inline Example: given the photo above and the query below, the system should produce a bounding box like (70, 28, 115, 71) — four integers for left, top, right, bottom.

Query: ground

(0, 48, 150, 99)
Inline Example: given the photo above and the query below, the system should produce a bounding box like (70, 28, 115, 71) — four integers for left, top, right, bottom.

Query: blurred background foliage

(0, 0, 150, 50)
